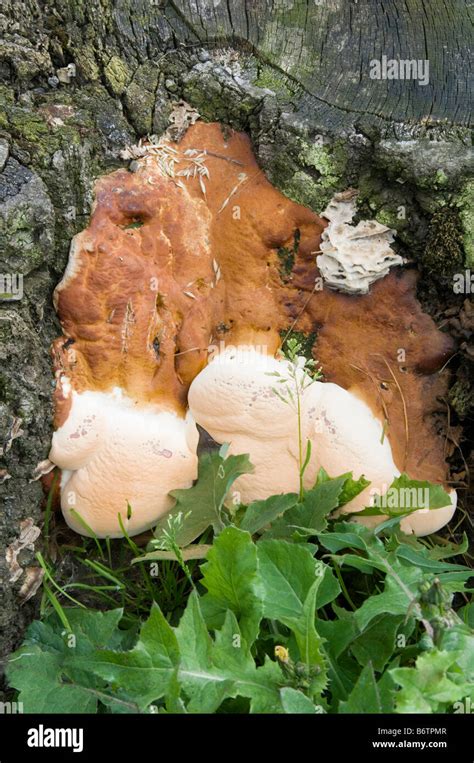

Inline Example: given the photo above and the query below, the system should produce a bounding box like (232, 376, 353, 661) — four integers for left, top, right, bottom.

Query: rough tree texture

(0, 0, 472, 676)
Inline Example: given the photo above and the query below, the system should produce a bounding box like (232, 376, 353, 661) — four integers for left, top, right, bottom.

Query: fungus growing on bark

(188, 349, 457, 536)
(48, 155, 219, 537)
(317, 190, 405, 294)
(49, 120, 457, 538)
(48, 122, 324, 537)
(304, 380, 457, 536)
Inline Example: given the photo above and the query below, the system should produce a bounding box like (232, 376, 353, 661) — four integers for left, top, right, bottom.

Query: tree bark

(0, 0, 472, 677)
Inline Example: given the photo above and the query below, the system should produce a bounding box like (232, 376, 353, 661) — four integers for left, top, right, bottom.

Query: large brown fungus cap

(49, 121, 455, 537)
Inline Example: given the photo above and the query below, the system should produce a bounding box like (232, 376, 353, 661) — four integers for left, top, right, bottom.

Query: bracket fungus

(317, 190, 405, 294)
(49, 121, 457, 538)
(188, 349, 457, 536)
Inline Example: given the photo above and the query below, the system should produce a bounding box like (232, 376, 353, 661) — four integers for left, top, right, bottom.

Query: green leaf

(280, 687, 321, 714)
(316, 565, 341, 608)
(265, 476, 346, 538)
(317, 522, 380, 553)
(6, 609, 125, 713)
(164, 669, 187, 714)
(395, 544, 472, 574)
(390, 650, 471, 713)
(355, 565, 423, 631)
(358, 474, 452, 517)
(291, 578, 328, 698)
(177, 600, 285, 714)
(313, 467, 331, 484)
(317, 617, 358, 660)
(200, 527, 263, 646)
(175, 592, 234, 713)
(328, 552, 387, 574)
(300, 477, 348, 530)
(81, 603, 180, 710)
(212, 610, 284, 713)
(133, 544, 211, 563)
(458, 603, 474, 629)
(350, 615, 405, 672)
(154, 449, 253, 547)
(439, 625, 474, 678)
(240, 493, 298, 535)
(258, 539, 321, 622)
(336, 473, 371, 507)
(256, 542, 328, 696)
(424, 533, 469, 560)
(339, 662, 387, 713)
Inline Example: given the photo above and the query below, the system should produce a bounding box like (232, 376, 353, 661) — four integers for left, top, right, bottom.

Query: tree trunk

(0, 0, 472, 675)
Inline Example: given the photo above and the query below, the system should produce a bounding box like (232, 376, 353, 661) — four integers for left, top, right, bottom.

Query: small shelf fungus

(317, 190, 405, 294)
(48, 121, 456, 538)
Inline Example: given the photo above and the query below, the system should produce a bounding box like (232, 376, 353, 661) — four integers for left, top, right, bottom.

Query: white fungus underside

(49, 387, 198, 537)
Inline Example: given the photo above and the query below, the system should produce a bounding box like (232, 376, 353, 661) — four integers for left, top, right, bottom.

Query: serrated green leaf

(390, 650, 471, 713)
(154, 450, 253, 547)
(200, 527, 263, 646)
(424, 533, 469, 560)
(175, 591, 233, 712)
(337, 473, 371, 507)
(6, 609, 126, 713)
(265, 477, 346, 539)
(133, 544, 211, 564)
(258, 539, 321, 622)
(79, 603, 180, 710)
(212, 611, 284, 713)
(439, 625, 474, 678)
(240, 493, 298, 535)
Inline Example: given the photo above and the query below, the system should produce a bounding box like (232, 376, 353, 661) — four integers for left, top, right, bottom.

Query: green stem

(172, 541, 196, 591)
(333, 563, 357, 612)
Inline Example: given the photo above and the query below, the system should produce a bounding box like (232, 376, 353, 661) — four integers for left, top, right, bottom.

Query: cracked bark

(0, 0, 472, 678)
